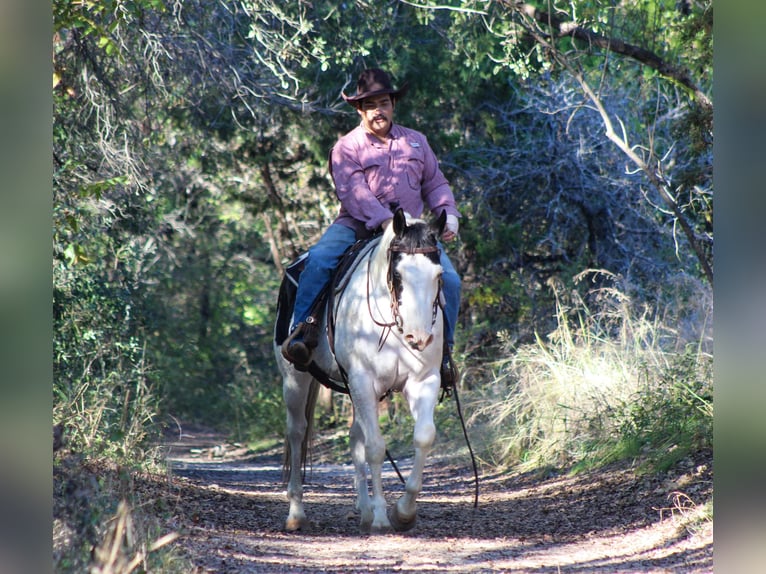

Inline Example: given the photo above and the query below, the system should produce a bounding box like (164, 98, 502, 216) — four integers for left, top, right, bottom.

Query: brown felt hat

(342, 68, 409, 105)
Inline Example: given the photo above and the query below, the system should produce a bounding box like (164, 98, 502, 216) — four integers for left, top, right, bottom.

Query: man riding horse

(281, 68, 461, 385)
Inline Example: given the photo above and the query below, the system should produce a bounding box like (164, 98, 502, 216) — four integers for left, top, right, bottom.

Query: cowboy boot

(440, 344, 459, 393)
(281, 317, 319, 371)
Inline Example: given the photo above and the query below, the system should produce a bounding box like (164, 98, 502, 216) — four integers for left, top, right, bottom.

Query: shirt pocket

(360, 156, 384, 193)
(405, 149, 425, 191)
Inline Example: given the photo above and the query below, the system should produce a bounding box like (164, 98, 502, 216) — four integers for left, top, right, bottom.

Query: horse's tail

(282, 378, 321, 482)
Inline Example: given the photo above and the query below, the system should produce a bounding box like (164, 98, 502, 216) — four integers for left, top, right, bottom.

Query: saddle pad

(274, 235, 380, 347)
(331, 236, 381, 296)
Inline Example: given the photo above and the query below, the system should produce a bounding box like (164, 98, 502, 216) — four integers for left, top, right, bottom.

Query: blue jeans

(292, 223, 461, 348)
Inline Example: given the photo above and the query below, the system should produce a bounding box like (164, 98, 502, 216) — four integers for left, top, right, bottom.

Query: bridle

(366, 240, 442, 349)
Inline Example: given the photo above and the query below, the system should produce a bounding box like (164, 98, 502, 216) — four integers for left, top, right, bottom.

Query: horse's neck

(367, 231, 394, 294)
(339, 231, 394, 334)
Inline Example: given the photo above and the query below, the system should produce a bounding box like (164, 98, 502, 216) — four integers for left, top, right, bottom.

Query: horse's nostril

(405, 333, 433, 351)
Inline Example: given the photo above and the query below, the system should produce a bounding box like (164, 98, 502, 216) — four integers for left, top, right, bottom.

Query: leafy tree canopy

(53, 0, 712, 430)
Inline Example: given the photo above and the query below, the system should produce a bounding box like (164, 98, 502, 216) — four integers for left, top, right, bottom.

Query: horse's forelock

(391, 219, 439, 261)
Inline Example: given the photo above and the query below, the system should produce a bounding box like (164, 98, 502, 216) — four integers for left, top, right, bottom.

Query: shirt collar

(359, 122, 400, 144)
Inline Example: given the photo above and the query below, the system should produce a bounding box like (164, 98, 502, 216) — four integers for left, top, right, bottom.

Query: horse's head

(385, 209, 446, 351)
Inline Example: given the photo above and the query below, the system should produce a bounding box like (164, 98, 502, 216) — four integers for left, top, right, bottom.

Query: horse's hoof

(285, 516, 309, 532)
(360, 515, 392, 534)
(388, 506, 417, 532)
(365, 522, 393, 535)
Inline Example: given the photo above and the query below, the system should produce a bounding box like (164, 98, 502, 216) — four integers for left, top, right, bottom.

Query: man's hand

(442, 214, 459, 242)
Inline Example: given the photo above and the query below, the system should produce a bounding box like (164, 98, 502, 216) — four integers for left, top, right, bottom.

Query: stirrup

(440, 348, 459, 396)
(281, 319, 318, 371)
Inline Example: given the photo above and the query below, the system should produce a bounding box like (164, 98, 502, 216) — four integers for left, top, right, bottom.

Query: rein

(365, 256, 397, 351)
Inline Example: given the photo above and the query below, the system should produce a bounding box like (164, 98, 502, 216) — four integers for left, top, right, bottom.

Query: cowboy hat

(342, 68, 409, 104)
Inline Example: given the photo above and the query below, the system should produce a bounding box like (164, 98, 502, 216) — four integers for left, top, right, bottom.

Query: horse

(274, 208, 447, 533)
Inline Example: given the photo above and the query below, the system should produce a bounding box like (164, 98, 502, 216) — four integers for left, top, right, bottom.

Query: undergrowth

(467, 274, 713, 475)
(53, 269, 190, 572)
(53, 451, 192, 573)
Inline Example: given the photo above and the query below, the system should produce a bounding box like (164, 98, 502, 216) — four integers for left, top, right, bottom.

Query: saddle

(274, 236, 381, 393)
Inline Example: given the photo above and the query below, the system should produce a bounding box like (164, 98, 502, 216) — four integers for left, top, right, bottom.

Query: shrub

(468, 274, 712, 473)
(53, 265, 159, 460)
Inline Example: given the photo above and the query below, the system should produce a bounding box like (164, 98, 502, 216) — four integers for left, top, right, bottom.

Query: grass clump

(53, 452, 192, 574)
(469, 275, 713, 475)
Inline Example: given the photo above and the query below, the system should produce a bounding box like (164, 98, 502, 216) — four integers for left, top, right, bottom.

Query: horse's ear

(393, 208, 407, 236)
(432, 210, 447, 237)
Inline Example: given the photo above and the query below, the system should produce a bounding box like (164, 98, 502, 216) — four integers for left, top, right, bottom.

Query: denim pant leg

(439, 248, 461, 349)
(291, 223, 357, 329)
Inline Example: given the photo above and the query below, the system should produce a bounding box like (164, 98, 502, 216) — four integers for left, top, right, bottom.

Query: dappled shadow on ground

(150, 431, 712, 573)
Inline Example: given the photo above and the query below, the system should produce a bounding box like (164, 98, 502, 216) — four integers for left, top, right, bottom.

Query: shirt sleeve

(330, 136, 394, 231)
(419, 135, 461, 220)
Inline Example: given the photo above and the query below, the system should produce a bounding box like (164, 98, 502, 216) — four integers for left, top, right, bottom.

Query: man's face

(357, 94, 395, 139)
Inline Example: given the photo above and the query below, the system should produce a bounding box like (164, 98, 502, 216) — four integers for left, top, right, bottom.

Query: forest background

(46, 0, 718, 571)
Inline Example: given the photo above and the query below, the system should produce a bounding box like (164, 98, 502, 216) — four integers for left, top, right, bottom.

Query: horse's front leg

(390, 374, 440, 532)
(350, 384, 391, 533)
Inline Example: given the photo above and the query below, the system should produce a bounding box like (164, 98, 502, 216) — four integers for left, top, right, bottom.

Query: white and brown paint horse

(275, 208, 447, 533)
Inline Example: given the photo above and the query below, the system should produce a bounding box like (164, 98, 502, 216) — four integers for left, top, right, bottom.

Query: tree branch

(499, 1, 712, 112)
(572, 71, 714, 285)
(496, 0, 713, 285)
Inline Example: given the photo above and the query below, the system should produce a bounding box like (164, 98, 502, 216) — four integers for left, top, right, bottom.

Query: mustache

(373, 114, 387, 122)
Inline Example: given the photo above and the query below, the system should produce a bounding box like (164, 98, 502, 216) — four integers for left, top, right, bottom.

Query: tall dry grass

(468, 272, 713, 473)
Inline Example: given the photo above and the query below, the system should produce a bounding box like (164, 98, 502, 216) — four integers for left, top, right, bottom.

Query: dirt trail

(160, 428, 712, 573)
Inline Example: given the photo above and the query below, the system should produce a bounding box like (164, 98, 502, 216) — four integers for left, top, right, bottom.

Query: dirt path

(160, 428, 712, 573)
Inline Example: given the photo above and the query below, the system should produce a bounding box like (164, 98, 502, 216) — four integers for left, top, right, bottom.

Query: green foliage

(134, 189, 286, 428)
(53, 261, 159, 460)
(460, 218, 521, 269)
(606, 347, 713, 473)
(54, 0, 166, 58)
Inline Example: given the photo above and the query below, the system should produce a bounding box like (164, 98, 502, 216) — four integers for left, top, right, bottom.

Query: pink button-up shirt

(330, 123, 460, 239)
